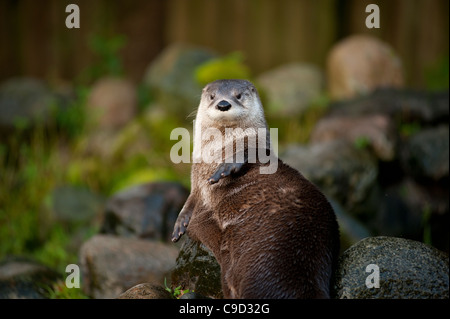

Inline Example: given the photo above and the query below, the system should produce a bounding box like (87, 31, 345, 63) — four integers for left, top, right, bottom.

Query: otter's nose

(216, 100, 231, 112)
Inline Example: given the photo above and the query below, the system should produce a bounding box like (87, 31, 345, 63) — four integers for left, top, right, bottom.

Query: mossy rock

(333, 236, 449, 299)
(171, 236, 223, 299)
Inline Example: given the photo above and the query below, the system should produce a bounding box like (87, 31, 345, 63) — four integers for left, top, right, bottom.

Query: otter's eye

(210, 94, 215, 100)
(236, 93, 242, 100)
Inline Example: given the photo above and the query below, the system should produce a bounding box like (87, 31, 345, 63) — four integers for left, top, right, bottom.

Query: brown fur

(187, 160, 339, 298)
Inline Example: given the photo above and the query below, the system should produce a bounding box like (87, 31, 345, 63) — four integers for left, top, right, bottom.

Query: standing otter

(172, 79, 340, 298)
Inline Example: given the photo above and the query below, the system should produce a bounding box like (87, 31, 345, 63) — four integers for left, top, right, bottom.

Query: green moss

(195, 52, 251, 86)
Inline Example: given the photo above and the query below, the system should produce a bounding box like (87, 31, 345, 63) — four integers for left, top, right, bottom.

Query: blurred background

(1, 0, 448, 86)
(0, 0, 448, 299)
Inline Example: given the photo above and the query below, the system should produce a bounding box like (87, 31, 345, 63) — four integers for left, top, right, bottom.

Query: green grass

(164, 277, 193, 299)
(44, 280, 90, 299)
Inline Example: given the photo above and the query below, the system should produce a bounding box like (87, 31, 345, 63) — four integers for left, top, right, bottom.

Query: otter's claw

(172, 213, 190, 242)
(208, 162, 245, 184)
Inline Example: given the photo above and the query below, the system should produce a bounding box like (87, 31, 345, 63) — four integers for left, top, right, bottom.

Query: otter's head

(198, 79, 266, 129)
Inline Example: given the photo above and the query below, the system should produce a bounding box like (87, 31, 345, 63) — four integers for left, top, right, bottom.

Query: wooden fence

(1, 0, 448, 88)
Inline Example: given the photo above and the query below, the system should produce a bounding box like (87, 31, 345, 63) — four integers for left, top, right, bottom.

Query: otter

(172, 79, 340, 299)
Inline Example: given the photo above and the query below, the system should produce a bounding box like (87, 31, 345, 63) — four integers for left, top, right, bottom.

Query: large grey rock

(401, 125, 449, 181)
(327, 35, 404, 100)
(0, 77, 61, 130)
(143, 43, 216, 117)
(328, 88, 449, 125)
(281, 140, 378, 215)
(49, 185, 104, 225)
(170, 236, 222, 299)
(333, 236, 449, 299)
(79, 234, 179, 299)
(310, 114, 397, 161)
(101, 182, 189, 242)
(0, 257, 60, 299)
(256, 63, 325, 116)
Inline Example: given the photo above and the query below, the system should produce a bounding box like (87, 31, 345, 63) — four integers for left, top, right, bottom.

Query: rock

(311, 114, 397, 161)
(400, 125, 449, 181)
(327, 35, 404, 100)
(333, 236, 449, 299)
(0, 256, 61, 299)
(171, 235, 222, 299)
(281, 140, 378, 215)
(81, 76, 139, 160)
(0, 77, 64, 132)
(79, 234, 179, 299)
(101, 182, 189, 242)
(86, 77, 137, 131)
(256, 63, 325, 116)
(328, 88, 449, 125)
(48, 185, 104, 225)
(143, 43, 217, 117)
(77, 130, 119, 161)
(117, 283, 173, 299)
(78, 114, 151, 162)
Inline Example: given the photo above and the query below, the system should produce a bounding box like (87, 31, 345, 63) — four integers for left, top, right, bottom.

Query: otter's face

(199, 79, 265, 127)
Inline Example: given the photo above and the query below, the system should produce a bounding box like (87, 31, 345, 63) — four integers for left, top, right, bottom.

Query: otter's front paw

(171, 213, 190, 243)
(208, 162, 245, 184)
